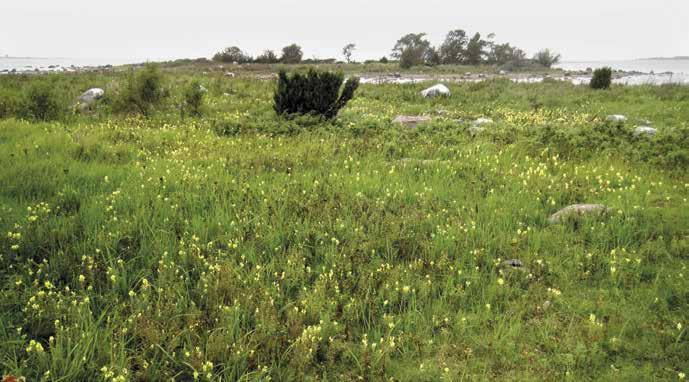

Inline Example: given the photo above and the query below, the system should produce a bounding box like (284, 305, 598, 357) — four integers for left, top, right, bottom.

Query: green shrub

(182, 81, 205, 117)
(0, 91, 19, 119)
(20, 81, 65, 121)
(114, 64, 165, 116)
(273, 69, 359, 120)
(590, 67, 612, 90)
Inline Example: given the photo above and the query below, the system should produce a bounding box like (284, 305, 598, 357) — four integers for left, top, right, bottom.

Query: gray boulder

(78, 88, 105, 105)
(420, 84, 451, 98)
(548, 204, 612, 224)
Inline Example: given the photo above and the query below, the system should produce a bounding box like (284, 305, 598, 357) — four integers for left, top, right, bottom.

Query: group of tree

(392, 30, 560, 69)
(213, 31, 560, 69)
(213, 44, 304, 64)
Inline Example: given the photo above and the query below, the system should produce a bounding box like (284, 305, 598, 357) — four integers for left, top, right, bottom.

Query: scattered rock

(606, 114, 627, 123)
(224, 72, 236, 78)
(393, 115, 431, 128)
(548, 204, 612, 224)
(499, 70, 507, 75)
(473, 117, 494, 126)
(634, 126, 657, 137)
(78, 88, 105, 105)
(420, 84, 451, 98)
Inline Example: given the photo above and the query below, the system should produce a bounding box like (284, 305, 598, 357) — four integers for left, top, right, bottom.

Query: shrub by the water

(273, 69, 359, 119)
(114, 64, 165, 116)
(20, 81, 64, 121)
(590, 67, 612, 89)
(181, 80, 205, 117)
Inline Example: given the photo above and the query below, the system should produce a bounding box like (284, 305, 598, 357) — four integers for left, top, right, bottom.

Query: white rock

(634, 126, 657, 137)
(224, 72, 236, 78)
(473, 117, 494, 126)
(548, 204, 612, 224)
(78, 88, 105, 104)
(499, 70, 507, 75)
(606, 114, 627, 123)
(393, 115, 431, 128)
(420, 84, 451, 98)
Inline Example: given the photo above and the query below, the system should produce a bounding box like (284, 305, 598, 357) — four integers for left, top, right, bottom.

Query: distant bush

(181, 81, 205, 117)
(380, 56, 389, 64)
(273, 69, 359, 120)
(213, 47, 253, 64)
(20, 81, 65, 121)
(255, 50, 279, 64)
(114, 64, 165, 116)
(590, 67, 612, 90)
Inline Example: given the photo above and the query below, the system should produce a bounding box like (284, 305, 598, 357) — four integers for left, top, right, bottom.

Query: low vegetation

(0, 68, 688, 381)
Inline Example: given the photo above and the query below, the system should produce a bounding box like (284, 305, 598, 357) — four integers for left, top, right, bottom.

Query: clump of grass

(113, 64, 166, 116)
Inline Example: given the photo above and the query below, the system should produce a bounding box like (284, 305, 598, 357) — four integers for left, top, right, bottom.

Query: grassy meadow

(1, 68, 689, 381)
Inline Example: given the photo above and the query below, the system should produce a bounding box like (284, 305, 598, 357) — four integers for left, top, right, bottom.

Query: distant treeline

(211, 29, 561, 70)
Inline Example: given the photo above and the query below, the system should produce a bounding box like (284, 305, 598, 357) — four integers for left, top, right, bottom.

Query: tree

(489, 43, 526, 65)
(533, 49, 561, 68)
(255, 50, 279, 64)
(464, 33, 488, 65)
(425, 48, 441, 67)
(439, 29, 468, 64)
(391, 33, 432, 68)
(280, 44, 303, 64)
(342, 43, 356, 63)
(212, 46, 252, 63)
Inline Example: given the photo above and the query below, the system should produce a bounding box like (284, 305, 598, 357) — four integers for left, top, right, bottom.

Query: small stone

(224, 72, 236, 78)
(634, 126, 657, 137)
(473, 117, 494, 126)
(606, 114, 627, 123)
(393, 115, 431, 128)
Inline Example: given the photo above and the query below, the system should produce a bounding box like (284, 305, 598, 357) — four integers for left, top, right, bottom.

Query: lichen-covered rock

(420, 84, 451, 98)
(548, 204, 612, 224)
(393, 115, 431, 128)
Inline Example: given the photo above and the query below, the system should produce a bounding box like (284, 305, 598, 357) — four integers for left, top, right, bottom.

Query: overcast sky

(1, 0, 688, 62)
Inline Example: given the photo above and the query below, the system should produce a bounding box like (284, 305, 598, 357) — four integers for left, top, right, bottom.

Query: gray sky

(1, 0, 688, 62)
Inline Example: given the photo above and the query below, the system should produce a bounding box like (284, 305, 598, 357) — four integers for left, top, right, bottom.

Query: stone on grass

(473, 117, 494, 126)
(497, 259, 527, 277)
(548, 204, 612, 224)
(420, 84, 451, 98)
(606, 114, 627, 123)
(224, 72, 236, 78)
(393, 115, 431, 128)
(78, 88, 105, 105)
(634, 126, 657, 137)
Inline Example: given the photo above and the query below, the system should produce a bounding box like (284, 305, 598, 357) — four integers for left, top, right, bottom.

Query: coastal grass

(1, 72, 689, 381)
